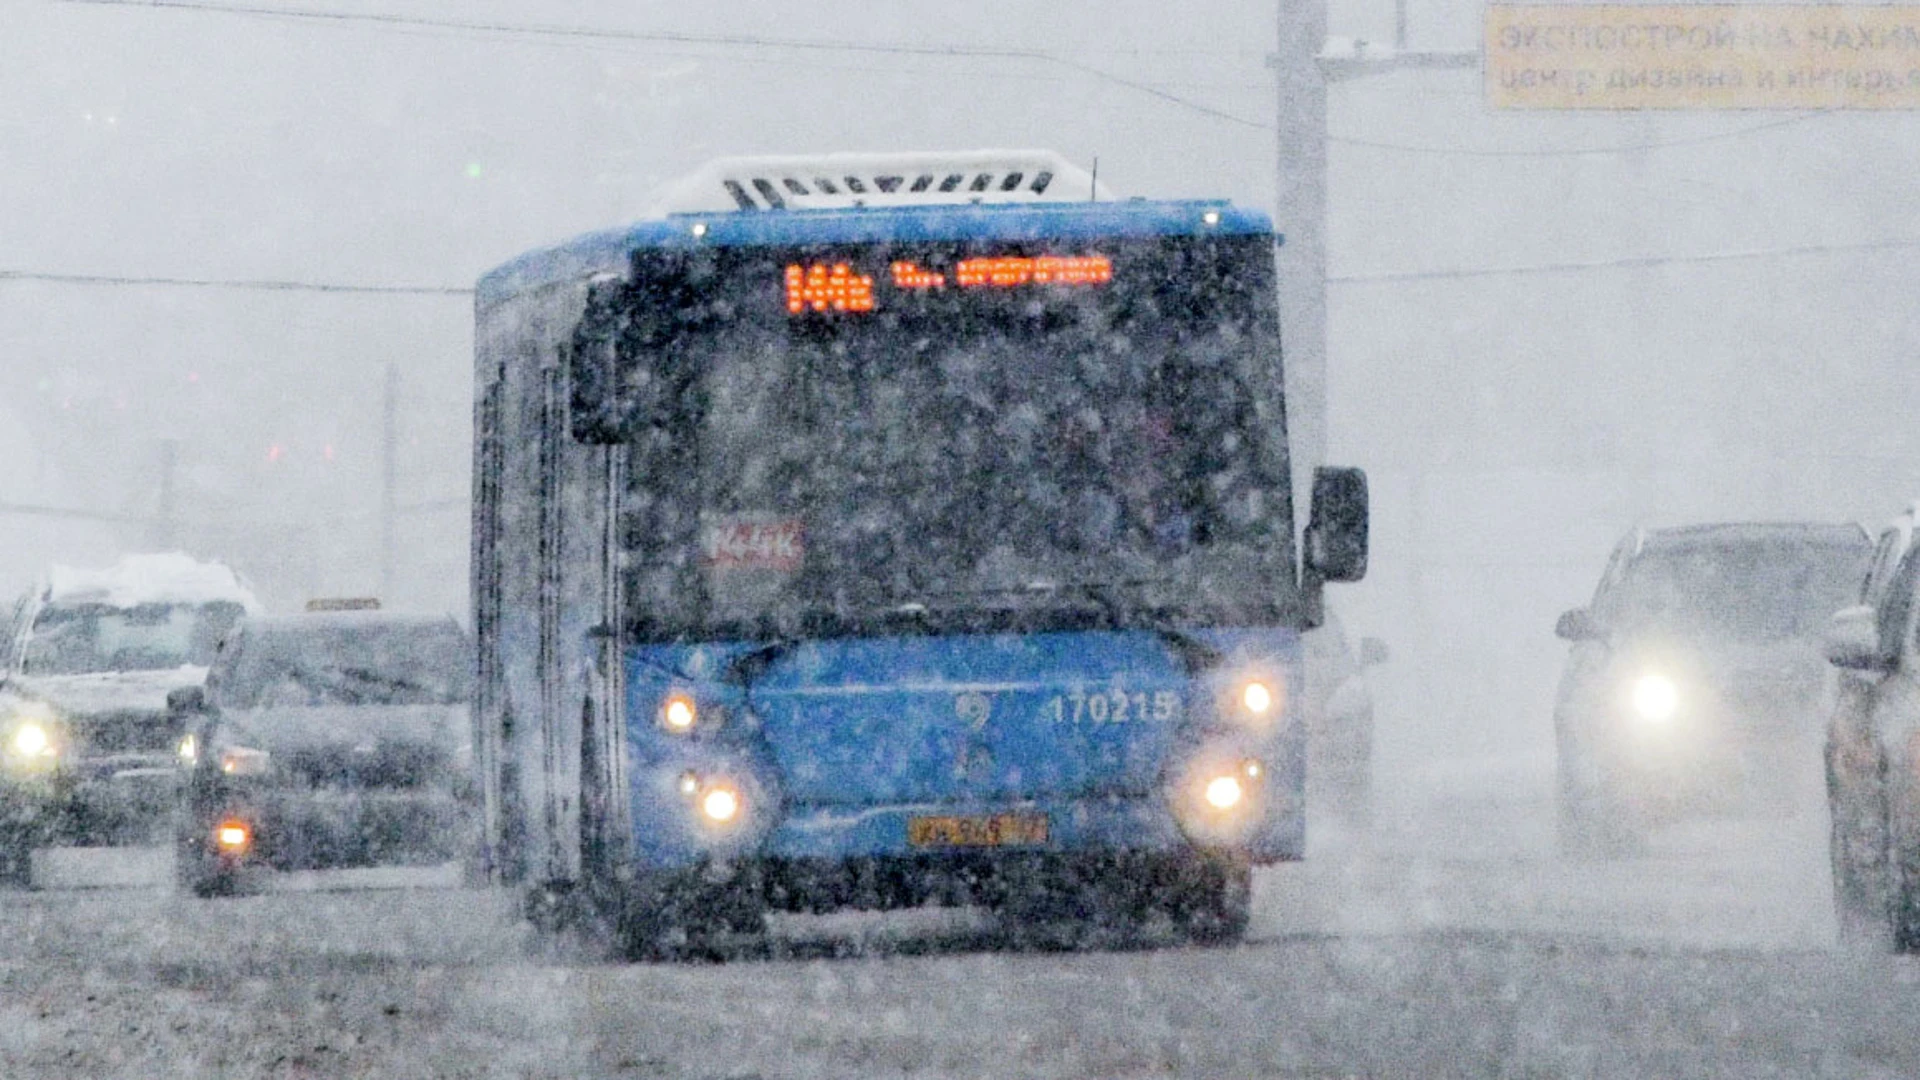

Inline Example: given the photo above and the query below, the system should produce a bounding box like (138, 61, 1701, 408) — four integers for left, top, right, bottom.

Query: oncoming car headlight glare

(12, 721, 50, 758)
(1630, 673, 1679, 722)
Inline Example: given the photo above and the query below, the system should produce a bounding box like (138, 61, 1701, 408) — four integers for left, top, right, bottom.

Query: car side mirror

(1303, 466, 1369, 584)
(1555, 608, 1601, 641)
(166, 685, 207, 715)
(1358, 637, 1389, 667)
(1824, 605, 1888, 672)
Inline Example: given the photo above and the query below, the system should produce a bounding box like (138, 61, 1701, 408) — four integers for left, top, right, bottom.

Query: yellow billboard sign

(1487, 4, 1920, 108)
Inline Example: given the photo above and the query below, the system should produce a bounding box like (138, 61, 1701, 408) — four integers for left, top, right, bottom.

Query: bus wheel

(1168, 852, 1251, 946)
(616, 873, 764, 962)
(0, 831, 31, 889)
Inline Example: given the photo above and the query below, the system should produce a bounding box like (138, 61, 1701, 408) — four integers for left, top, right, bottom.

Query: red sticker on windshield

(701, 519, 804, 571)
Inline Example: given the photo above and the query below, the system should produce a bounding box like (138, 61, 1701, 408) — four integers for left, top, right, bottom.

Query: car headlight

(3, 705, 61, 767)
(218, 746, 271, 776)
(13, 722, 50, 758)
(1630, 673, 1679, 722)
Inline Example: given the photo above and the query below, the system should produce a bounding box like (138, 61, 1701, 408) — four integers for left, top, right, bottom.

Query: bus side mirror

(1304, 467, 1368, 584)
(1825, 605, 1889, 672)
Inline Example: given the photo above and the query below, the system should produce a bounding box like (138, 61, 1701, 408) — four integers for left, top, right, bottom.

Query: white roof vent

(647, 149, 1115, 215)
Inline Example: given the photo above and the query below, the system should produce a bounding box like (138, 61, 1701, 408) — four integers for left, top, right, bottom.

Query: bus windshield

(588, 233, 1296, 641)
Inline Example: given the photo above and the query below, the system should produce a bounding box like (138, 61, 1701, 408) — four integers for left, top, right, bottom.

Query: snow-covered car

(173, 609, 476, 895)
(1824, 503, 1920, 948)
(0, 553, 260, 885)
(1301, 609, 1387, 827)
(1552, 522, 1872, 856)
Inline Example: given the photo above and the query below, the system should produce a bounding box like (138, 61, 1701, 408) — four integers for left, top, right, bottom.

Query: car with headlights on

(172, 607, 475, 896)
(0, 553, 259, 886)
(1553, 522, 1872, 855)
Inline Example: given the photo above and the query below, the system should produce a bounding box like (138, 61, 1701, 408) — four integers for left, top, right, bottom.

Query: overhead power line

(61, 0, 1272, 132)
(57, 0, 1837, 157)
(0, 268, 471, 295)
(1329, 236, 1920, 285)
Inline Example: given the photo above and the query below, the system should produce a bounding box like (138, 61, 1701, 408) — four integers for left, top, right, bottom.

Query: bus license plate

(907, 814, 1049, 848)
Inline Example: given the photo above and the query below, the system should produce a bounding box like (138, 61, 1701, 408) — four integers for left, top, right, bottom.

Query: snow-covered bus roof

(476, 198, 1277, 310)
(44, 552, 263, 612)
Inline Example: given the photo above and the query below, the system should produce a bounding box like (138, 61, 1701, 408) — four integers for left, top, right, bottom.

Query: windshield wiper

(1051, 581, 1223, 674)
(894, 580, 1223, 674)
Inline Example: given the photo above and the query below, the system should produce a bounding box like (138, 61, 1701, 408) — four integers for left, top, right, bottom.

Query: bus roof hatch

(646, 149, 1117, 215)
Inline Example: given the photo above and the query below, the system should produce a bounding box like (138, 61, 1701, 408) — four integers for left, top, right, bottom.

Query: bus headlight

(1204, 774, 1245, 811)
(700, 785, 741, 824)
(660, 693, 698, 733)
(1241, 680, 1275, 717)
(1630, 673, 1679, 722)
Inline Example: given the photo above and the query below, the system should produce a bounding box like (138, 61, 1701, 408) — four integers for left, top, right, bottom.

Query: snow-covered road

(5, 764, 1918, 1078)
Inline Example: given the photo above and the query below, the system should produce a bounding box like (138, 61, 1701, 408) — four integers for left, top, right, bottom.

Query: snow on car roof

(45, 552, 263, 612)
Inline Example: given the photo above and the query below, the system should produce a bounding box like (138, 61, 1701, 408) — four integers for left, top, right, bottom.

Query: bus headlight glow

(1631, 673, 1679, 722)
(660, 694, 697, 732)
(178, 733, 197, 762)
(700, 785, 741, 824)
(1241, 680, 1274, 716)
(1204, 774, 1245, 811)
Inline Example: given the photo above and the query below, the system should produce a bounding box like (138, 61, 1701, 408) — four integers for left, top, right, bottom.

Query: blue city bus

(471, 151, 1368, 957)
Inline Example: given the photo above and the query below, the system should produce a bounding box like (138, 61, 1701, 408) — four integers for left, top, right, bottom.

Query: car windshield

(19, 601, 244, 675)
(1601, 537, 1871, 641)
(214, 623, 469, 708)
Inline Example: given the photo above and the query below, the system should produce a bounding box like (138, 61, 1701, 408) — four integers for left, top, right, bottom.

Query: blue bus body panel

(476, 200, 1277, 307)
(623, 627, 1304, 870)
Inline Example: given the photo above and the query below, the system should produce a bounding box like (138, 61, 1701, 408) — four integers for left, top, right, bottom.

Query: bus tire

(0, 832, 31, 889)
(1170, 852, 1251, 946)
(615, 873, 763, 962)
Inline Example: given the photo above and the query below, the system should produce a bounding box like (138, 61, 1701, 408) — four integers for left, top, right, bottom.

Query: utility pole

(381, 362, 399, 600)
(1272, 3, 1478, 496)
(1273, 0, 1331, 499)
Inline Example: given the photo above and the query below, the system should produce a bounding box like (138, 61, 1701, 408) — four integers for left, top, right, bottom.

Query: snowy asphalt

(5, 764, 1920, 1079)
